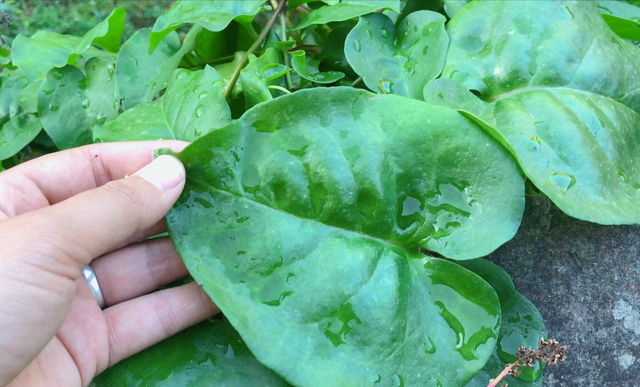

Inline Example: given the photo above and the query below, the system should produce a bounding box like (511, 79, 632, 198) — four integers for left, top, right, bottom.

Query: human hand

(0, 142, 219, 387)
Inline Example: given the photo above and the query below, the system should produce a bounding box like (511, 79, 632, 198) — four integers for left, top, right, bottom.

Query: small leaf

(149, 0, 264, 52)
(293, 0, 402, 30)
(597, 0, 640, 41)
(11, 8, 125, 81)
(240, 72, 272, 110)
(290, 50, 345, 84)
(427, 1, 640, 224)
(96, 66, 230, 142)
(38, 58, 119, 149)
(0, 113, 42, 160)
(90, 317, 293, 387)
(345, 11, 448, 99)
(459, 259, 546, 386)
(443, 0, 472, 18)
(0, 68, 29, 126)
(115, 26, 200, 110)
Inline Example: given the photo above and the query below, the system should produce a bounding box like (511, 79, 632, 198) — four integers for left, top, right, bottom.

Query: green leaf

(163, 87, 528, 386)
(0, 114, 42, 160)
(290, 50, 345, 84)
(149, 0, 263, 52)
(597, 0, 640, 41)
(240, 72, 273, 110)
(443, 0, 472, 19)
(459, 259, 546, 387)
(0, 37, 11, 66)
(315, 27, 357, 79)
(345, 11, 448, 98)
(293, 0, 402, 31)
(0, 68, 28, 127)
(116, 27, 200, 110)
(90, 317, 293, 387)
(11, 8, 125, 81)
(38, 58, 119, 150)
(96, 66, 230, 142)
(428, 1, 640, 225)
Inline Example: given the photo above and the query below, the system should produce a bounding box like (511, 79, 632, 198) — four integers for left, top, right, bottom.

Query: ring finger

(90, 237, 189, 306)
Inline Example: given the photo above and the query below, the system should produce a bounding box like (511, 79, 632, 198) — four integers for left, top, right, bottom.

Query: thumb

(12, 155, 186, 276)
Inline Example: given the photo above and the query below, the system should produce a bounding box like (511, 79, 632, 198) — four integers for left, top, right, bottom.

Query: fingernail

(135, 155, 185, 191)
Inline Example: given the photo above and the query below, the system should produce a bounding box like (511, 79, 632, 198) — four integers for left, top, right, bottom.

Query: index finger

(0, 141, 188, 218)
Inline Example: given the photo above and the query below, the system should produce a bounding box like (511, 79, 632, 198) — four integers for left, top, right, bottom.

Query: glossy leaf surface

(293, 0, 401, 31)
(11, 8, 125, 81)
(0, 114, 42, 160)
(459, 259, 546, 386)
(345, 11, 448, 99)
(96, 66, 230, 142)
(429, 1, 640, 224)
(38, 58, 118, 149)
(597, 0, 640, 41)
(290, 50, 345, 84)
(150, 0, 263, 52)
(240, 72, 272, 110)
(116, 27, 199, 110)
(164, 86, 526, 386)
(91, 317, 293, 387)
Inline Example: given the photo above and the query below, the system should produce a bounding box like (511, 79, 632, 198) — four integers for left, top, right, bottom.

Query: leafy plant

(4, 0, 639, 385)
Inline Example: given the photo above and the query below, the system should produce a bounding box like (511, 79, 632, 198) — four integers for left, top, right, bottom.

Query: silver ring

(83, 264, 106, 309)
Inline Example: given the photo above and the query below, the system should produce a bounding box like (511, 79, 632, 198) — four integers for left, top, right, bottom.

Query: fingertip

(134, 155, 185, 192)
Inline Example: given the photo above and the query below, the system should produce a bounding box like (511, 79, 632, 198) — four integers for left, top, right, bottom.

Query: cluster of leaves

(2, 0, 640, 386)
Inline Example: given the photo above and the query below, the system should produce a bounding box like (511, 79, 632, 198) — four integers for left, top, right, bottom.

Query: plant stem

(487, 361, 519, 387)
(351, 76, 363, 87)
(268, 85, 292, 94)
(224, 0, 288, 100)
(280, 13, 294, 90)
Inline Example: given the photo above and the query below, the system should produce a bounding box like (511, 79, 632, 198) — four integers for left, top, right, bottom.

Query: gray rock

(486, 196, 640, 387)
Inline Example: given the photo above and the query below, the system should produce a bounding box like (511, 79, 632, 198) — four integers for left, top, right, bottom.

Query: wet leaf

(149, 0, 264, 52)
(96, 66, 230, 142)
(38, 58, 119, 149)
(443, 0, 471, 18)
(240, 72, 272, 110)
(116, 27, 200, 110)
(293, 0, 401, 31)
(459, 259, 546, 387)
(0, 114, 42, 160)
(345, 11, 448, 99)
(426, 1, 640, 224)
(0, 68, 28, 127)
(11, 8, 125, 81)
(597, 0, 640, 41)
(290, 50, 345, 84)
(162, 87, 527, 386)
(90, 317, 293, 387)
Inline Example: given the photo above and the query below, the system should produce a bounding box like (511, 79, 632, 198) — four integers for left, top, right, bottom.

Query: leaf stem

(487, 361, 519, 387)
(351, 76, 363, 87)
(280, 14, 294, 90)
(224, 0, 288, 100)
(267, 85, 292, 94)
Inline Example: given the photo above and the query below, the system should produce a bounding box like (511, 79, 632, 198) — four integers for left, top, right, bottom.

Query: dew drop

(424, 337, 436, 354)
(199, 91, 209, 99)
(195, 105, 204, 118)
(49, 104, 59, 111)
(366, 29, 372, 38)
(368, 374, 381, 383)
(353, 39, 361, 52)
(378, 79, 393, 94)
(52, 71, 63, 80)
(380, 28, 389, 38)
(392, 374, 404, 387)
(96, 112, 108, 124)
(81, 98, 90, 109)
(548, 172, 576, 193)
(177, 71, 188, 80)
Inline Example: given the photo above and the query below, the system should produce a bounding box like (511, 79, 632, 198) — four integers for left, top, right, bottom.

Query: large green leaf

(427, 0, 640, 225)
(293, 0, 402, 31)
(163, 86, 525, 387)
(11, 8, 125, 81)
(38, 58, 119, 149)
(115, 27, 200, 110)
(149, 0, 263, 52)
(0, 114, 42, 161)
(597, 0, 640, 41)
(96, 66, 230, 142)
(344, 11, 448, 98)
(459, 259, 546, 387)
(91, 317, 293, 387)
